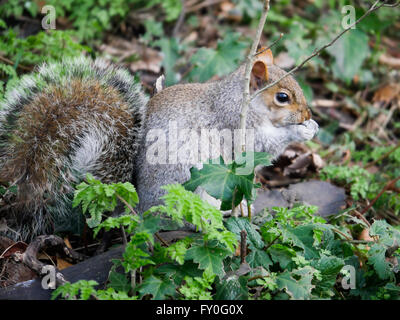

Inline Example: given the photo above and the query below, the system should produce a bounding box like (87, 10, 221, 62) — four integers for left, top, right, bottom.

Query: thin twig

(185, 0, 225, 13)
(155, 232, 169, 246)
(254, 33, 283, 57)
(0, 55, 32, 72)
(172, 0, 186, 37)
(116, 193, 137, 215)
(264, 234, 280, 251)
(252, 0, 390, 100)
(359, 176, 400, 216)
(364, 141, 400, 169)
(239, 0, 270, 151)
(240, 230, 247, 264)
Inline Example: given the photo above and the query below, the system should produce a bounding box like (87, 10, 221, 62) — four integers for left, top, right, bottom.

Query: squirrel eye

(275, 92, 290, 105)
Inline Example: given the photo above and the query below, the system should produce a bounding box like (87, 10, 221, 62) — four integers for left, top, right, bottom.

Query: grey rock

(253, 180, 346, 218)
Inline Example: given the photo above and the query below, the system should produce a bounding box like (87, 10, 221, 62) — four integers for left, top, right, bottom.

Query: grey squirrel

(0, 48, 318, 241)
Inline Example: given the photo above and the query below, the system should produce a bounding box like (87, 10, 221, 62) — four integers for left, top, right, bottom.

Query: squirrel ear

(250, 48, 273, 92)
(256, 47, 274, 66)
(250, 60, 268, 92)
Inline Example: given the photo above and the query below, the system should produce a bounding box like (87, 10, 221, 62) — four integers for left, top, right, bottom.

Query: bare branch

(239, 0, 270, 151)
(251, 0, 389, 100)
(254, 33, 284, 57)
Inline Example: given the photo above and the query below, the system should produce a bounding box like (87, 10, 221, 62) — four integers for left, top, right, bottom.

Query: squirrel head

(250, 48, 311, 127)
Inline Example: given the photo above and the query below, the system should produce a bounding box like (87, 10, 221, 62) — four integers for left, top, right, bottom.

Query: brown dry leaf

(57, 257, 73, 270)
(63, 237, 72, 249)
(372, 83, 400, 105)
(256, 142, 324, 187)
(358, 228, 379, 251)
(234, 241, 241, 257)
(379, 53, 400, 69)
(219, 1, 242, 22)
(99, 37, 162, 74)
(0, 241, 28, 259)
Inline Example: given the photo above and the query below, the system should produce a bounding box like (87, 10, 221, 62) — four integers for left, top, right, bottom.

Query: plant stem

(239, 0, 270, 152)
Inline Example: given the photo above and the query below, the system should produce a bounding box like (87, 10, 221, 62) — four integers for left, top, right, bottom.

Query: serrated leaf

(225, 217, 264, 250)
(367, 243, 394, 281)
(281, 224, 320, 260)
(186, 245, 231, 278)
(276, 267, 315, 300)
(183, 157, 255, 210)
(215, 275, 248, 300)
(268, 244, 296, 269)
(312, 255, 344, 296)
(138, 275, 176, 300)
(246, 248, 272, 269)
(108, 271, 132, 292)
(156, 261, 203, 286)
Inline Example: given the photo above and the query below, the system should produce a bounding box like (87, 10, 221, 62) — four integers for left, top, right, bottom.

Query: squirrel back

(0, 49, 319, 240)
(0, 57, 147, 240)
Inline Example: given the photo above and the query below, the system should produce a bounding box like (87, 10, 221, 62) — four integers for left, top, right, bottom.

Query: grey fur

(0, 57, 318, 240)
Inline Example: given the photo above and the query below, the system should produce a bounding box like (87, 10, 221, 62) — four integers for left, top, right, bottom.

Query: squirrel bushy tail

(0, 57, 148, 241)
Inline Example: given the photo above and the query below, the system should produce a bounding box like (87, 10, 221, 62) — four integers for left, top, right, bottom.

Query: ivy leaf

(281, 224, 320, 260)
(367, 243, 394, 281)
(138, 275, 177, 300)
(276, 267, 315, 300)
(246, 248, 272, 269)
(156, 261, 203, 286)
(184, 154, 270, 210)
(225, 217, 264, 250)
(188, 33, 248, 82)
(312, 255, 345, 296)
(327, 29, 370, 84)
(186, 245, 231, 278)
(268, 244, 297, 269)
(215, 275, 248, 300)
(108, 271, 131, 293)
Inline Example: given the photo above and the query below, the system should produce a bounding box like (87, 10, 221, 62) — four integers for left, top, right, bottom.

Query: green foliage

(57, 177, 400, 300)
(179, 269, 215, 300)
(188, 33, 249, 82)
(51, 280, 137, 300)
(0, 28, 87, 101)
(73, 173, 139, 228)
(320, 165, 375, 201)
(184, 152, 271, 211)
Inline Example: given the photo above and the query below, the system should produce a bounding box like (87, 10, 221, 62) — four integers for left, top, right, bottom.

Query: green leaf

(156, 261, 203, 286)
(312, 255, 345, 296)
(327, 29, 370, 84)
(186, 245, 231, 278)
(281, 224, 320, 260)
(108, 271, 132, 293)
(138, 275, 176, 300)
(225, 217, 264, 250)
(246, 248, 273, 269)
(154, 37, 182, 86)
(367, 243, 394, 281)
(184, 157, 256, 210)
(188, 33, 248, 82)
(215, 275, 248, 300)
(276, 267, 315, 300)
(268, 244, 297, 269)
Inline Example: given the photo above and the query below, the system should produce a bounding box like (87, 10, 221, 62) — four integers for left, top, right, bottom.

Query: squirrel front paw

(291, 119, 319, 141)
